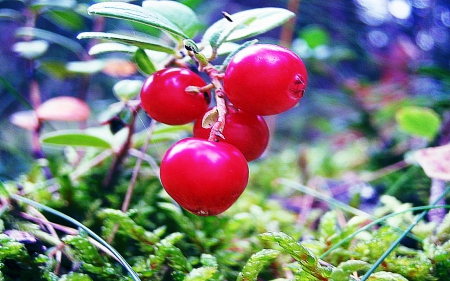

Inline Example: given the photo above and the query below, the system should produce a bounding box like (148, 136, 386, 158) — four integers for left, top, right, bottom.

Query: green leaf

(16, 27, 84, 56)
(12, 40, 49, 59)
(31, 0, 76, 11)
(299, 25, 330, 49)
(366, 271, 409, 281)
(209, 16, 257, 49)
(97, 209, 160, 245)
(134, 48, 157, 75)
(220, 39, 258, 69)
(89, 42, 137, 56)
(396, 106, 441, 139)
(185, 267, 217, 281)
(337, 260, 370, 273)
(77, 32, 176, 54)
(202, 8, 295, 45)
(417, 66, 450, 83)
(113, 79, 143, 102)
(59, 272, 93, 281)
(260, 232, 318, 267)
(41, 129, 112, 149)
(142, 0, 201, 38)
(237, 249, 280, 281)
(39, 59, 77, 79)
(66, 60, 106, 74)
(86, 2, 189, 39)
(44, 9, 85, 31)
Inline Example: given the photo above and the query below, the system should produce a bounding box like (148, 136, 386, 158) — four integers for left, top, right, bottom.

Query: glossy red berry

(160, 137, 249, 216)
(140, 68, 211, 125)
(223, 44, 308, 116)
(193, 105, 270, 162)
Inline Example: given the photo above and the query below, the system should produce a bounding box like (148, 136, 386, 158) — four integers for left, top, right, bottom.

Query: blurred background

(0, 0, 449, 183)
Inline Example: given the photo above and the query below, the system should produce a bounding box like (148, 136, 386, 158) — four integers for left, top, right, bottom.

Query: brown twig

(107, 119, 157, 244)
(103, 104, 140, 190)
(279, 0, 302, 48)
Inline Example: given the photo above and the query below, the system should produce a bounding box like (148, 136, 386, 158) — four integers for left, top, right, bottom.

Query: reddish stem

(204, 65, 227, 142)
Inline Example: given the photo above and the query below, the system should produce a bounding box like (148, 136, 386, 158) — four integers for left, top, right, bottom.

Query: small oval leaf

(12, 40, 49, 59)
(142, 0, 201, 38)
(66, 60, 106, 74)
(396, 106, 441, 140)
(415, 144, 450, 181)
(78, 32, 176, 54)
(86, 2, 189, 39)
(203, 8, 295, 45)
(102, 59, 137, 77)
(134, 48, 157, 75)
(41, 130, 112, 149)
(9, 110, 39, 131)
(36, 96, 90, 122)
(299, 25, 330, 49)
(89, 42, 137, 56)
(112, 79, 143, 102)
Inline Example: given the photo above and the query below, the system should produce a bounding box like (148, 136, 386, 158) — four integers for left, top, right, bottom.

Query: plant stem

(359, 185, 450, 281)
(428, 179, 446, 224)
(122, 120, 156, 213)
(103, 104, 140, 190)
(10, 194, 141, 281)
(279, 0, 301, 48)
(107, 119, 157, 244)
(204, 65, 227, 142)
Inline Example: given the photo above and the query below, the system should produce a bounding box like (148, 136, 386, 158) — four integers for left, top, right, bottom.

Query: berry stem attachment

(204, 65, 227, 142)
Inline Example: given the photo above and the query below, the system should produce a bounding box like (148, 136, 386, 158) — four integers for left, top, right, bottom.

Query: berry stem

(204, 65, 227, 142)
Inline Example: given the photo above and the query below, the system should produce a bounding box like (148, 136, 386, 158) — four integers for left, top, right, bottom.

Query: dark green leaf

(86, 2, 189, 39)
(41, 130, 112, 149)
(396, 106, 441, 139)
(16, 27, 84, 56)
(39, 59, 77, 79)
(134, 48, 157, 75)
(44, 9, 85, 31)
(78, 32, 176, 54)
(202, 8, 295, 45)
(142, 0, 201, 38)
(417, 66, 450, 83)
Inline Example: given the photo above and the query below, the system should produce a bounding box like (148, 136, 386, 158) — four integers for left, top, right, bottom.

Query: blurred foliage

(0, 0, 450, 280)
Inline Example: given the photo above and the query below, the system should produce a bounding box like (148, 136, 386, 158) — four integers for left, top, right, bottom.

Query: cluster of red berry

(140, 44, 308, 216)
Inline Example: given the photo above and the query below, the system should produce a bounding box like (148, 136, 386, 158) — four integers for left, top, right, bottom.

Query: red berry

(140, 68, 211, 125)
(160, 137, 249, 216)
(223, 44, 308, 116)
(193, 105, 270, 161)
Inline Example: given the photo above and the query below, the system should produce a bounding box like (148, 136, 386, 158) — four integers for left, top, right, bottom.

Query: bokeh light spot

(388, 0, 412, 19)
